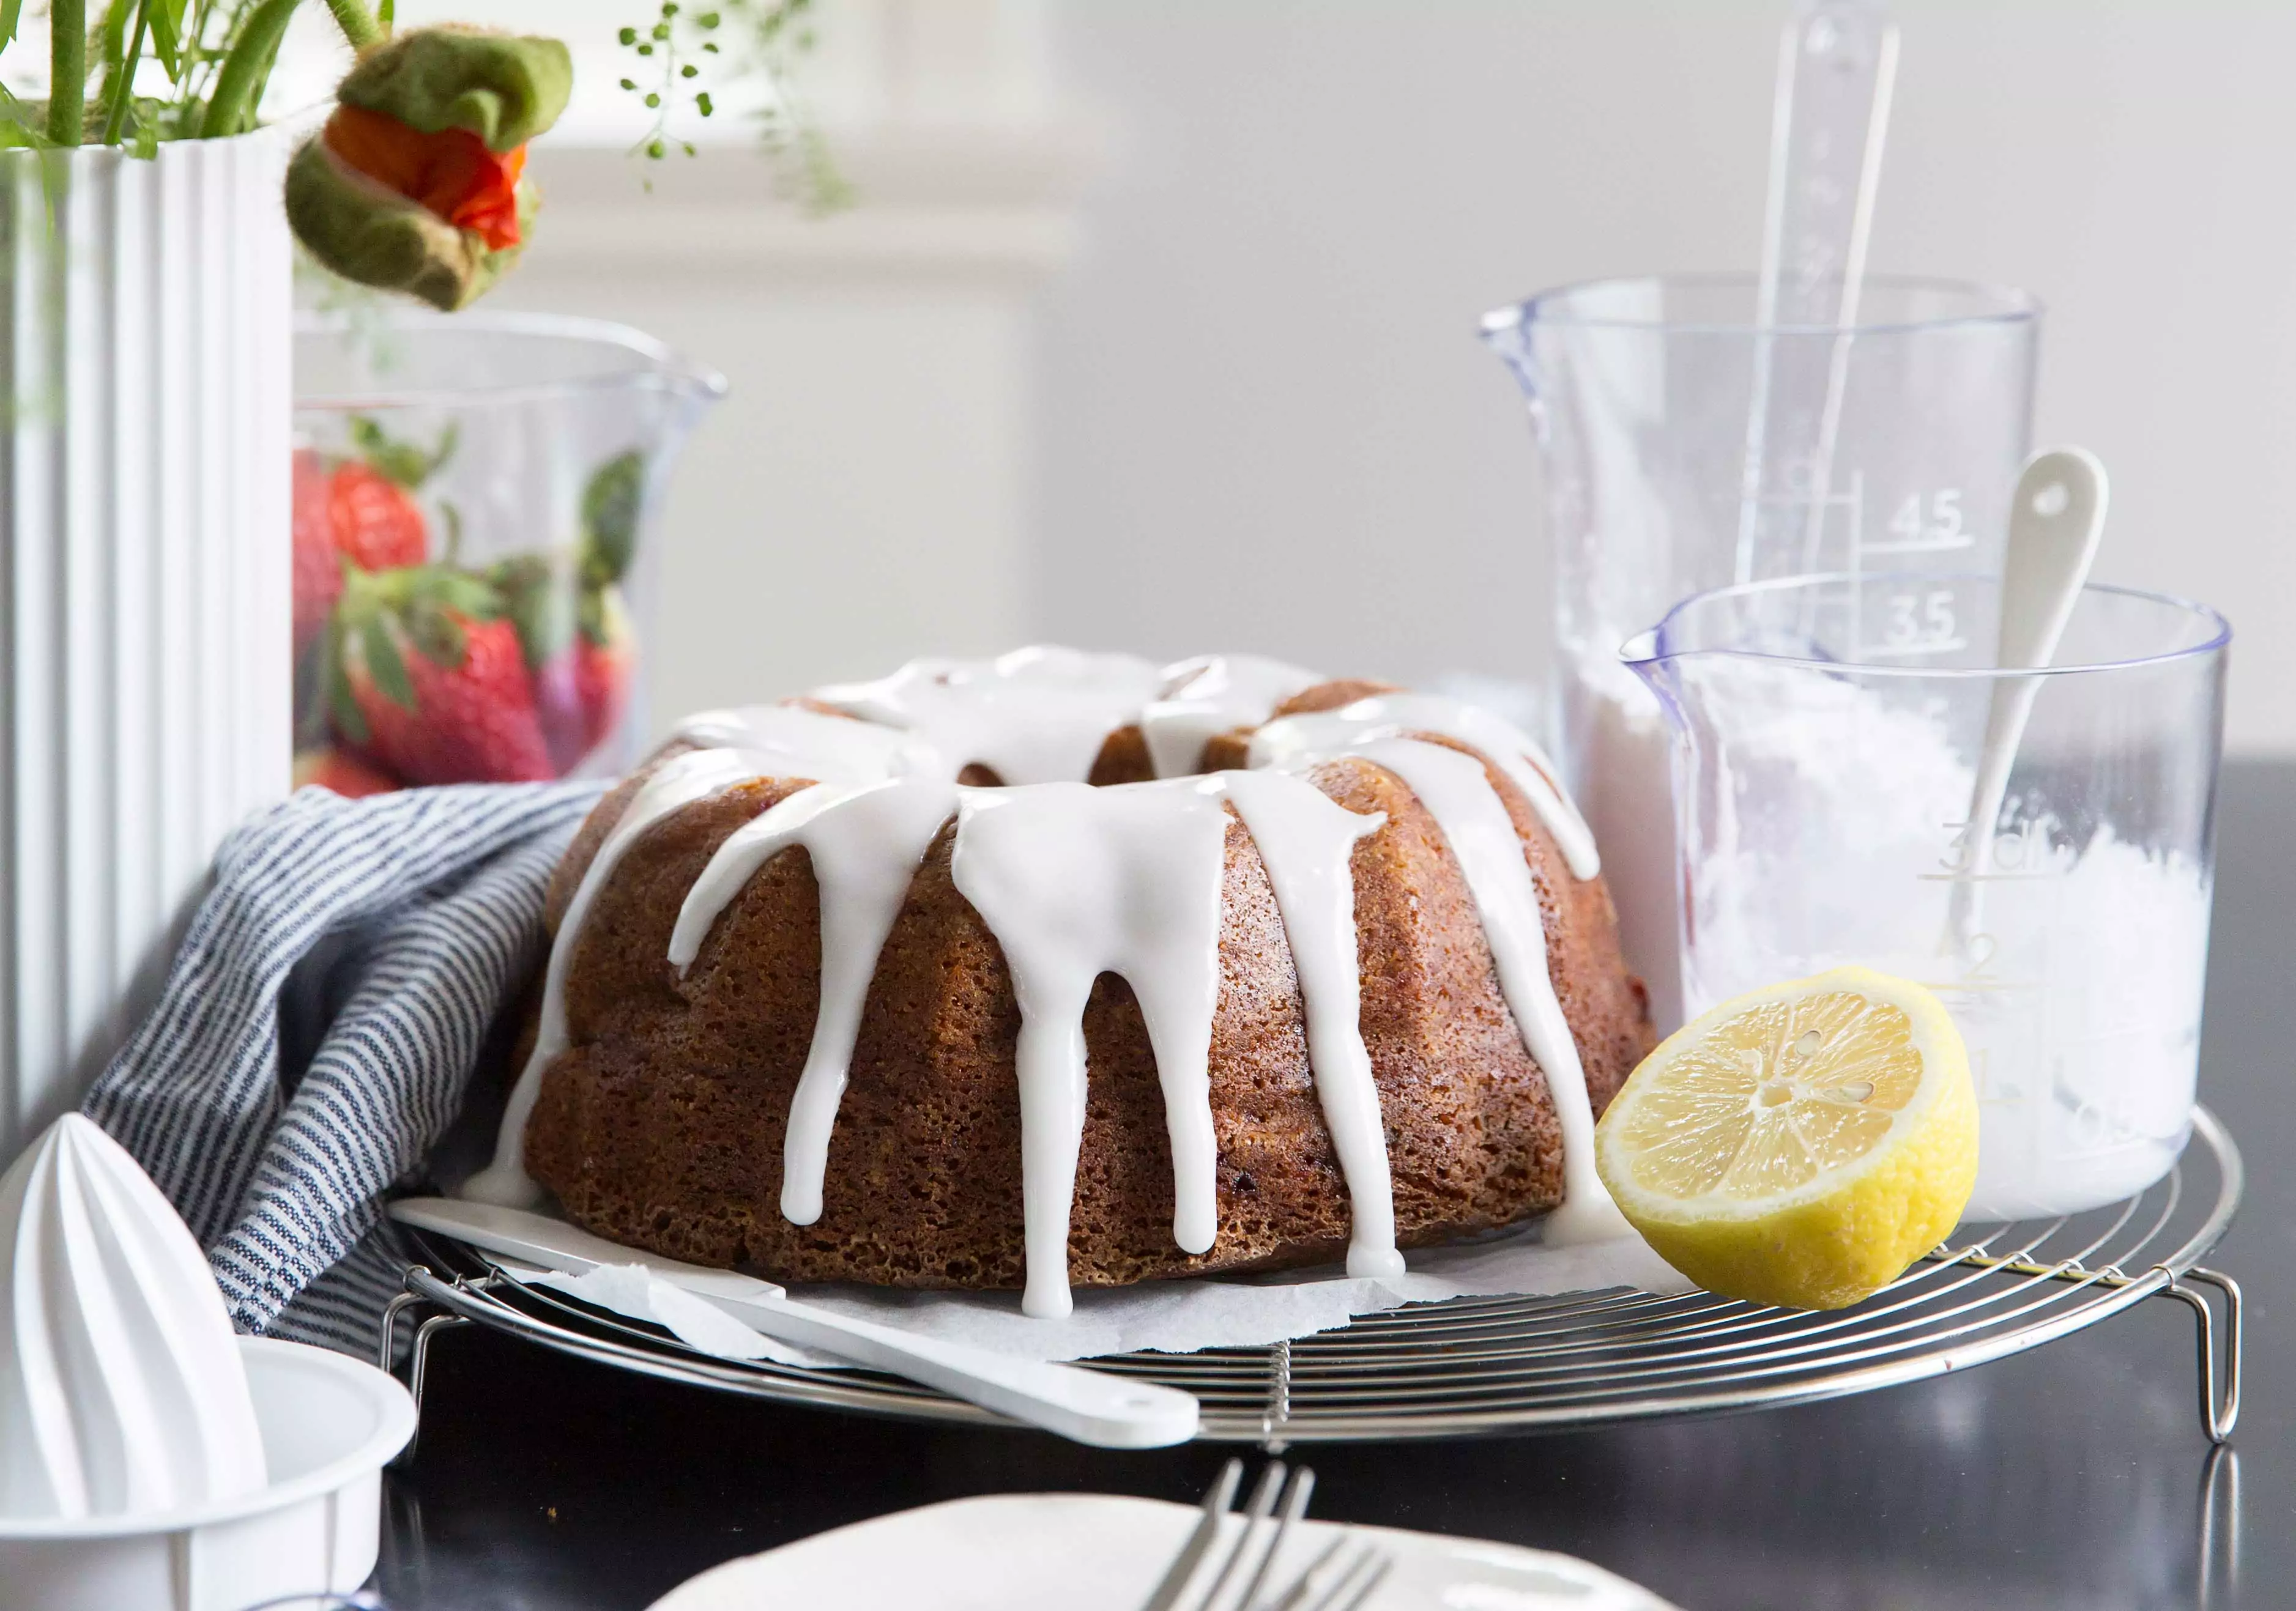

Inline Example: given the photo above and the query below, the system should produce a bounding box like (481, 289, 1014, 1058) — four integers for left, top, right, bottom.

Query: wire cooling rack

(386, 1106, 2243, 1449)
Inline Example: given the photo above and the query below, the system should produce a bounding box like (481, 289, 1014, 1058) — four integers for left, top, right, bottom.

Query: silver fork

(1138, 1457, 1394, 1611)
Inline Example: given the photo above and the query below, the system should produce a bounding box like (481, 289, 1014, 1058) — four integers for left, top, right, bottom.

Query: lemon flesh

(1595, 966, 1978, 1310)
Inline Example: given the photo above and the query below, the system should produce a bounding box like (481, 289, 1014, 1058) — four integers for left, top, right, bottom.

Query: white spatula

(1946, 447, 2109, 947)
(389, 1196, 1200, 1449)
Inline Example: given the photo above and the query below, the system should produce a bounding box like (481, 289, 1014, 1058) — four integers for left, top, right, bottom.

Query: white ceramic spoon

(389, 1197, 1200, 1449)
(1946, 447, 2109, 947)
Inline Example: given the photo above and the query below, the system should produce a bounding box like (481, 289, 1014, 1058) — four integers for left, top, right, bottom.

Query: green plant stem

(197, 0, 298, 138)
(47, 0, 87, 144)
(100, 0, 151, 145)
(322, 0, 381, 51)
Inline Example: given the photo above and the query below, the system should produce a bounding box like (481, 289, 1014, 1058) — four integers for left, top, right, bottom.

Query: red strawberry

(529, 585, 636, 773)
(573, 588, 637, 757)
(292, 746, 402, 798)
(329, 568, 555, 786)
(328, 462, 428, 573)
(292, 450, 341, 656)
(291, 448, 431, 657)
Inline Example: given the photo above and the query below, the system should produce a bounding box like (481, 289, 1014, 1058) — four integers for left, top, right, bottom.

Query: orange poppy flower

(322, 103, 528, 251)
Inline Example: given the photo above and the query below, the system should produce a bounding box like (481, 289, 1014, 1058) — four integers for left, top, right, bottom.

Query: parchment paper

(504, 1210, 1693, 1367)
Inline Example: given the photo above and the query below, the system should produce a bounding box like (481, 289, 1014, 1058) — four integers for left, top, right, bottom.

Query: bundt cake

(464, 648, 1657, 1317)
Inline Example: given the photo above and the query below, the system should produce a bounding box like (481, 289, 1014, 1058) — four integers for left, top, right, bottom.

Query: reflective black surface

(377, 760, 2292, 1611)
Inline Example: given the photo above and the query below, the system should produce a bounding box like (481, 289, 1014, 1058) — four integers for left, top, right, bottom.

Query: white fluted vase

(0, 131, 292, 1159)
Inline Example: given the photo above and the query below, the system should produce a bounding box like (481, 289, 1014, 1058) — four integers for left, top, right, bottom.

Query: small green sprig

(616, 0, 847, 212)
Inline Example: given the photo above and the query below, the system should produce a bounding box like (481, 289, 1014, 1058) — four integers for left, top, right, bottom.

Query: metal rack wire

(385, 1106, 2243, 1449)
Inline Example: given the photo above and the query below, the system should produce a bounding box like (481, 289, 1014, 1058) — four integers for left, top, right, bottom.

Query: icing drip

(463, 747, 775, 1208)
(811, 646, 1162, 785)
(1139, 654, 1323, 779)
(1219, 771, 1400, 1278)
(1348, 739, 1627, 1243)
(949, 780, 1232, 1318)
(673, 703, 942, 783)
(668, 775, 962, 1224)
(1252, 694, 1601, 879)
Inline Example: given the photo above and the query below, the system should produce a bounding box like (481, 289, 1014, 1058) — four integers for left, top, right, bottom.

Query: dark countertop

(376, 758, 2294, 1611)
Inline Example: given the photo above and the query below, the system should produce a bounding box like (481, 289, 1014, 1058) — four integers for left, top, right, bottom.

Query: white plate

(648, 1492, 1676, 1610)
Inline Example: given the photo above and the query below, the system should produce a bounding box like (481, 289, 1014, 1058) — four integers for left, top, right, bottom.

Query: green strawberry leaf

(426, 568, 502, 620)
(581, 450, 645, 584)
(406, 601, 469, 669)
(349, 415, 460, 490)
(488, 552, 577, 666)
(362, 617, 417, 709)
(325, 623, 372, 745)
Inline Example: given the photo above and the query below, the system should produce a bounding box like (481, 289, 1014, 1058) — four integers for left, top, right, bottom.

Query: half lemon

(1595, 966, 1978, 1310)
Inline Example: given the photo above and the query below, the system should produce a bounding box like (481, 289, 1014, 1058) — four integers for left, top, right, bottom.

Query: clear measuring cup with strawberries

(293, 313, 724, 794)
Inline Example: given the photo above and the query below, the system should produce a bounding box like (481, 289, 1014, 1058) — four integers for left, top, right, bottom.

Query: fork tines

(1139, 1458, 1392, 1611)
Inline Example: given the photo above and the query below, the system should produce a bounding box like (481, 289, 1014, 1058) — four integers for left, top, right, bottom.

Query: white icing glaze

(0, 1115, 267, 1519)
(463, 746, 776, 1209)
(949, 780, 1232, 1318)
(1219, 770, 1400, 1278)
(668, 775, 963, 1225)
(1349, 739, 1627, 1243)
(1139, 654, 1323, 779)
(1252, 694, 1601, 880)
(810, 646, 1162, 786)
(673, 703, 943, 783)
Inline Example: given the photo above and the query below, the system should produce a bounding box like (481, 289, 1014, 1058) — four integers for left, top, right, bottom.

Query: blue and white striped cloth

(83, 780, 607, 1357)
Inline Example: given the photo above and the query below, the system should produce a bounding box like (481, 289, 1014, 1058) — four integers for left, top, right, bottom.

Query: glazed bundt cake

(465, 648, 1656, 1317)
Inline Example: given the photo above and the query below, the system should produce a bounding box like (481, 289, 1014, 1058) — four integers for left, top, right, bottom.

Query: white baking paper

(503, 1213, 1691, 1368)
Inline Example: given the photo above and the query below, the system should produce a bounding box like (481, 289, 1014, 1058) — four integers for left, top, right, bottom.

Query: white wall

(1032, 1, 2295, 752)
(259, 0, 2294, 752)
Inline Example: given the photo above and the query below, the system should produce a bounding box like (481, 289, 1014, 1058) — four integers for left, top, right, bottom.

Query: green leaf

(361, 617, 417, 709)
(406, 602, 467, 668)
(325, 625, 372, 745)
(581, 450, 644, 582)
(0, 0, 24, 51)
(426, 568, 500, 619)
(348, 413, 458, 489)
(510, 569, 576, 665)
(148, 0, 186, 78)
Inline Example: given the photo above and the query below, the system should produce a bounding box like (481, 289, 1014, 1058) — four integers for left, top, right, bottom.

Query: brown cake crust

(522, 703, 1655, 1292)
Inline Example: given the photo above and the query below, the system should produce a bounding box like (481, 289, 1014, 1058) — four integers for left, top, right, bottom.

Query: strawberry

(327, 566, 555, 785)
(291, 417, 449, 656)
(292, 746, 402, 798)
(327, 462, 428, 573)
(571, 586, 637, 758)
(491, 557, 636, 774)
(292, 450, 343, 656)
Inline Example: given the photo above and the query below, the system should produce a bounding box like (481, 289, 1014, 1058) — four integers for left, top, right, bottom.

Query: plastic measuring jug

(1623, 572, 2227, 1220)
(1481, 275, 2039, 1027)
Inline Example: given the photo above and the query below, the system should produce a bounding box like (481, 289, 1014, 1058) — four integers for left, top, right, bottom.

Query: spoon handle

(1949, 449, 2109, 947)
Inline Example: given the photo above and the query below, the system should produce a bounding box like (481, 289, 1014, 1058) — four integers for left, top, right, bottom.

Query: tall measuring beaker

(1623, 573, 2226, 1219)
(1482, 275, 2039, 1026)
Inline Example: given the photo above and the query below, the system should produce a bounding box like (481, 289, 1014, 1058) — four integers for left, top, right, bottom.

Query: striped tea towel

(83, 779, 607, 1357)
